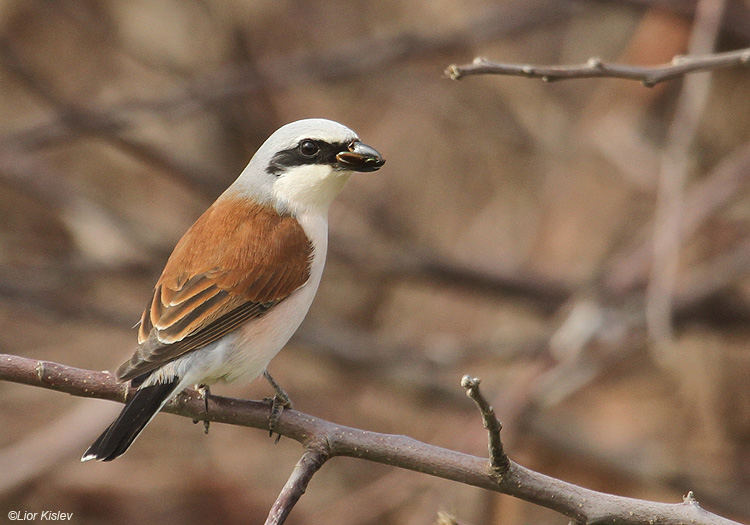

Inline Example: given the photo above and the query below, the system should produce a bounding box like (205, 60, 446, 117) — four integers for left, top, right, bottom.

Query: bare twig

(460, 375, 509, 475)
(446, 47, 750, 87)
(0, 354, 741, 525)
(264, 444, 329, 525)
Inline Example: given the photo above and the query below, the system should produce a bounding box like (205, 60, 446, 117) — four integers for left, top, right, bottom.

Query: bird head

(231, 119, 385, 214)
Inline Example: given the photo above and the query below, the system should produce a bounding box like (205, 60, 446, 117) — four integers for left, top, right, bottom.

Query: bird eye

(299, 140, 319, 157)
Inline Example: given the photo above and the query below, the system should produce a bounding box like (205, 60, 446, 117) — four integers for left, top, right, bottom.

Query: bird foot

(191, 384, 211, 434)
(262, 370, 293, 443)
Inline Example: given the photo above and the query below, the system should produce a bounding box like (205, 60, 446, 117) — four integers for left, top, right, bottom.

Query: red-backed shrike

(83, 119, 384, 461)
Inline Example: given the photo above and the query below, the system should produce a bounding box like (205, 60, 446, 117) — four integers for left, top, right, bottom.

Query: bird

(82, 118, 384, 462)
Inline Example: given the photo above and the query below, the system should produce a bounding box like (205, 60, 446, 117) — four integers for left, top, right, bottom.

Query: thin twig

(264, 444, 330, 525)
(446, 47, 750, 87)
(460, 375, 509, 476)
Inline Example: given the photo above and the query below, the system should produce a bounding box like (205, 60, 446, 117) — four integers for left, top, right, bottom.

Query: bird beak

(336, 141, 385, 172)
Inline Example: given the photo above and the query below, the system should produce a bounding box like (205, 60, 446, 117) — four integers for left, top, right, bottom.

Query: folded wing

(117, 197, 313, 383)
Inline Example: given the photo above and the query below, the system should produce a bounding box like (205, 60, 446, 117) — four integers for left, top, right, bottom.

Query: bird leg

(192, 384, 211, 434)
(262, 370, 293, 441)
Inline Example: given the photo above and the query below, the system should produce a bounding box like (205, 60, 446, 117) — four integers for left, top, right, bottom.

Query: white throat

(272, 164, 353, 215)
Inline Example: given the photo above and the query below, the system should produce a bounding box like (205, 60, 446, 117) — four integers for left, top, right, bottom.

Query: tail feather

(82, 379, 180, 462)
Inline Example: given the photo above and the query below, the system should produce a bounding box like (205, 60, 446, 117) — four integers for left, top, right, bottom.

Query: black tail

(82, 379, 179, 462)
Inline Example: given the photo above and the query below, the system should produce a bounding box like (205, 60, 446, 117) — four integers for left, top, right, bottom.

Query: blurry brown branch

(646, 0, 725, 345)
(332, 232, 750, 329)
(0, 1, 576, 213)
(606, 140, 750, 297)
(0, 353, 742, 525)
(608, 0, 750, 38)
(445, 47, 750, 86)
(0, 1, 573, 154)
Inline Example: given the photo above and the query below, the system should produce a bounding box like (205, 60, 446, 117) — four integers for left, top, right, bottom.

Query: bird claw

(262, 370, 293, 443)
(263, 395, 285, 443)
(194, 384, 211, 434)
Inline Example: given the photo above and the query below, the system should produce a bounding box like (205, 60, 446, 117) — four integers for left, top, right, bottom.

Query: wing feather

(154, 290, 235, 343)
(165, 276, 216, 305)
(153, 283, 223, 330)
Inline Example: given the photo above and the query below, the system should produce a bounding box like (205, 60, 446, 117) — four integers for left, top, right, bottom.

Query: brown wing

(116, 197, 313, 382)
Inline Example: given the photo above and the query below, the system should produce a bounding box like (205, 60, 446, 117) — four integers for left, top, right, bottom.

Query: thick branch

(0, 354, 741, 525)
(446, 48, 750, 87)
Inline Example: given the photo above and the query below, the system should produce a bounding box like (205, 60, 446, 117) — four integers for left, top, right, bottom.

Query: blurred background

(0, 0, 748, 523)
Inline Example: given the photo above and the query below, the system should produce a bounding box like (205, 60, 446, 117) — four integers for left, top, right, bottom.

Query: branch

(646, 0, 726, 345)
(264, 445, 329, 525)
(0, 354, 742, 525)
(445, 47, 750, 87)
(460, 375, 509, 475)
